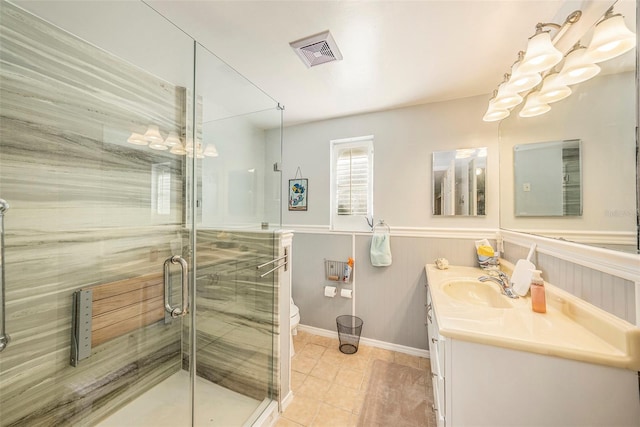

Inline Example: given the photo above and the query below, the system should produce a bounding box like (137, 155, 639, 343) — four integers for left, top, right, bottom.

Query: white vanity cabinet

(426, 289, 445, 427)
(426, 284, 640, 427)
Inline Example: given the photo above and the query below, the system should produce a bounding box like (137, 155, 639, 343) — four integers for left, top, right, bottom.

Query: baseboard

(280, 390, 294, 413)
(298, 324, 430, 358)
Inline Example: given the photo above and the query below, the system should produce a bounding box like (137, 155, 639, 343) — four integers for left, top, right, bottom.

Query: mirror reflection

(514, 140, 581, 217)
(498, 1, 637, 253)
(432, 148, 486, 216)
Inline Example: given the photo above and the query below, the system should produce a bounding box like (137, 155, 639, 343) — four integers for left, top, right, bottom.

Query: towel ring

(373, 220, 390, 234)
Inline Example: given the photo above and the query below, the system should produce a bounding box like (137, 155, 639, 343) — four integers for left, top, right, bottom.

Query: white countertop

(426, 262, 640, 371)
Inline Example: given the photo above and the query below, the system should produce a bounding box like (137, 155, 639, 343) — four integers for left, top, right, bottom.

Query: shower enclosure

(0, 1, 284, 426)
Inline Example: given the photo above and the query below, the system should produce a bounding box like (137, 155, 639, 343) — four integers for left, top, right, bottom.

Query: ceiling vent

(290, 30, 343, 68)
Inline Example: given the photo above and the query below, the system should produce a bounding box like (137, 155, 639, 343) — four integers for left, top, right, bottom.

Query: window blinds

(336, 147, 369, 215)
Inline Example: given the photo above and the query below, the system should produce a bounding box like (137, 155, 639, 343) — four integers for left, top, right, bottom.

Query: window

(151, 163, 171, 216)
(330, 136, 373, 231)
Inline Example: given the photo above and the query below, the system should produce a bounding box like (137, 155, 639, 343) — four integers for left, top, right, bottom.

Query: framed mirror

(432, 148, 486, 216)
(514, 139, 581, 217)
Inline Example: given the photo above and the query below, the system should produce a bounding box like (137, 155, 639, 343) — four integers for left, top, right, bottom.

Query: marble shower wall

(191, 230, 279, 401)
(0, 2, 187, 425)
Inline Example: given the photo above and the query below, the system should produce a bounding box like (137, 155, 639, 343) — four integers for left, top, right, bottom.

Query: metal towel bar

(259, 262, 288, 278)
(256, 253, 287, 270)
(0, 199, 9, 352)
(256, 248, 288, 278)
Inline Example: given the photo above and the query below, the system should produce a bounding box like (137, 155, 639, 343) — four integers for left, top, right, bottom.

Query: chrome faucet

(478, 271, 519, 299)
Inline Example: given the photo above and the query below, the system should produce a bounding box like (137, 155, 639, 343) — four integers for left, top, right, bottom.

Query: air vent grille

(290, 30, 343, 68)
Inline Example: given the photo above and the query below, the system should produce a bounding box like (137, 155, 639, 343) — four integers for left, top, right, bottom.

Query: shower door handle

(0, 199, 9, 352)
(163, 255, 189, 318)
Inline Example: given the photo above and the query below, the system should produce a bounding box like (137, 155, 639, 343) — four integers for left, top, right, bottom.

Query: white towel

(370, 234, 392, 267)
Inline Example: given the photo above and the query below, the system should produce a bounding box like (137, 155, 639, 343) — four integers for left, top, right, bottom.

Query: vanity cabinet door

(427, 287, 446, 427)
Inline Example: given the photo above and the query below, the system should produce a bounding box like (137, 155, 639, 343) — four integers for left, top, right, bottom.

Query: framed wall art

(288, 168, 308, 211)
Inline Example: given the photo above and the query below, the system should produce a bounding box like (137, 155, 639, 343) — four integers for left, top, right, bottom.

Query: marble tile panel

(0, 2, 187, 425)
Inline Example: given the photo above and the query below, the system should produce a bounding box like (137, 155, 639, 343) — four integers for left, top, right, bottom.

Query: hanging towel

(370, 233, 392, 267)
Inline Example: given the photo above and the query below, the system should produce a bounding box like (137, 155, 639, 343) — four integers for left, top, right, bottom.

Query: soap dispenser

(530, 269, 546, 313)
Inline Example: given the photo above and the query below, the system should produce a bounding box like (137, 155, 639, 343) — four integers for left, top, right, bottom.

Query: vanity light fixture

(538, 72, 572, 103)
(170, 144, 187, 155)
(586, 7, 637, 63)
(143, 124, 163, 143)
(482, 106, 510, 122)
(146, 125, 169, 150)
(557, 43, 601, 85)
(505, 52, 542, 93)
(483, 97, 510, 122)
(203, 144, 219, 157)
(163, 131, 182, 147)
(519, 28, 564, 74)
(127, 132, 148, 145)
(493, 78, 523, 109)
(483, 9, 588, 122)
(519, 90, 551, 117)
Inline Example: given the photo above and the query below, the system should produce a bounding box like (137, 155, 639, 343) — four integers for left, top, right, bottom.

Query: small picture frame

(288, 178, 308, 211)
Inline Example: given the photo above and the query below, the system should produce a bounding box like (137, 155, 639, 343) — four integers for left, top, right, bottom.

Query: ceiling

(14, 0, 632, 127)
(146, 0, 577, 126)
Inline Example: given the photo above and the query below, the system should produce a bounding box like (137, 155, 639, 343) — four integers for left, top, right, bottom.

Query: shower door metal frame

(0, 198, 9, 352)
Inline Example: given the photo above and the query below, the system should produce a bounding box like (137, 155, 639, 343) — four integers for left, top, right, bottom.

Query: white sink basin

(442, 280, 514, 309)
(426, 263, 640, 371)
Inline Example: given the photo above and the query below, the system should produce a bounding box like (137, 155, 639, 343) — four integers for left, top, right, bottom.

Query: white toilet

(290, 298, 300, 356)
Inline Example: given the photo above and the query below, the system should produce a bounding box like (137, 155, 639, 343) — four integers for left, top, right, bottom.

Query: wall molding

(283, 224, 499, 240)
(298, 324, 429, 358)
(500, 229, 636, 246)
(501, 230, 640, 282)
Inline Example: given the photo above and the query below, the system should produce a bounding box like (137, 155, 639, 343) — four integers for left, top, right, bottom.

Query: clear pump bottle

(530, 269, 546, 313)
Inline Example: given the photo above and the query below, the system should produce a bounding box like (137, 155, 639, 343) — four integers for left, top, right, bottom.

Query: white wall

(277, 94, 500, 230)
(272, 95, 501, 351)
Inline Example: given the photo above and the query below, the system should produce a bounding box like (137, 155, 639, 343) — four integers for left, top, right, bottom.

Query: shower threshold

(97, 370, 261, 426)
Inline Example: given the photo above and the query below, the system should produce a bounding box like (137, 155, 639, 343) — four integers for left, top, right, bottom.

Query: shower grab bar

(256, 254, 287, 270)
(163, 255, 189, 318)
(0, 199, 9, 352)
(257, 248, 288, 278)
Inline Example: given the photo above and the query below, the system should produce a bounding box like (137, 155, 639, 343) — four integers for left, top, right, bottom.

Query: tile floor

(276, 330, 430, 427)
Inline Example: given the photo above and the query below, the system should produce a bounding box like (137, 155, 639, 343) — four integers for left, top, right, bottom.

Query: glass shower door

(0, 2, 282, 426)
(188, 42, 283, 426)
(0, 1, 195, 425)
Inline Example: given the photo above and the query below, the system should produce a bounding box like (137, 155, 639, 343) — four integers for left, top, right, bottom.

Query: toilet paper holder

(324, 286, 337, 298)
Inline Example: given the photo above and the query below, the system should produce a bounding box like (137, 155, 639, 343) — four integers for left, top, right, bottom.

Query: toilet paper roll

(324, 286, 337, 298)
(340, 288, 353, 299)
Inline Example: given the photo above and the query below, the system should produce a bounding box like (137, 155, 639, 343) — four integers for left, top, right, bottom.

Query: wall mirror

(432, 148, 486, 216)
(499, 1, 637, 253)
(514, 139, 581, 217)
